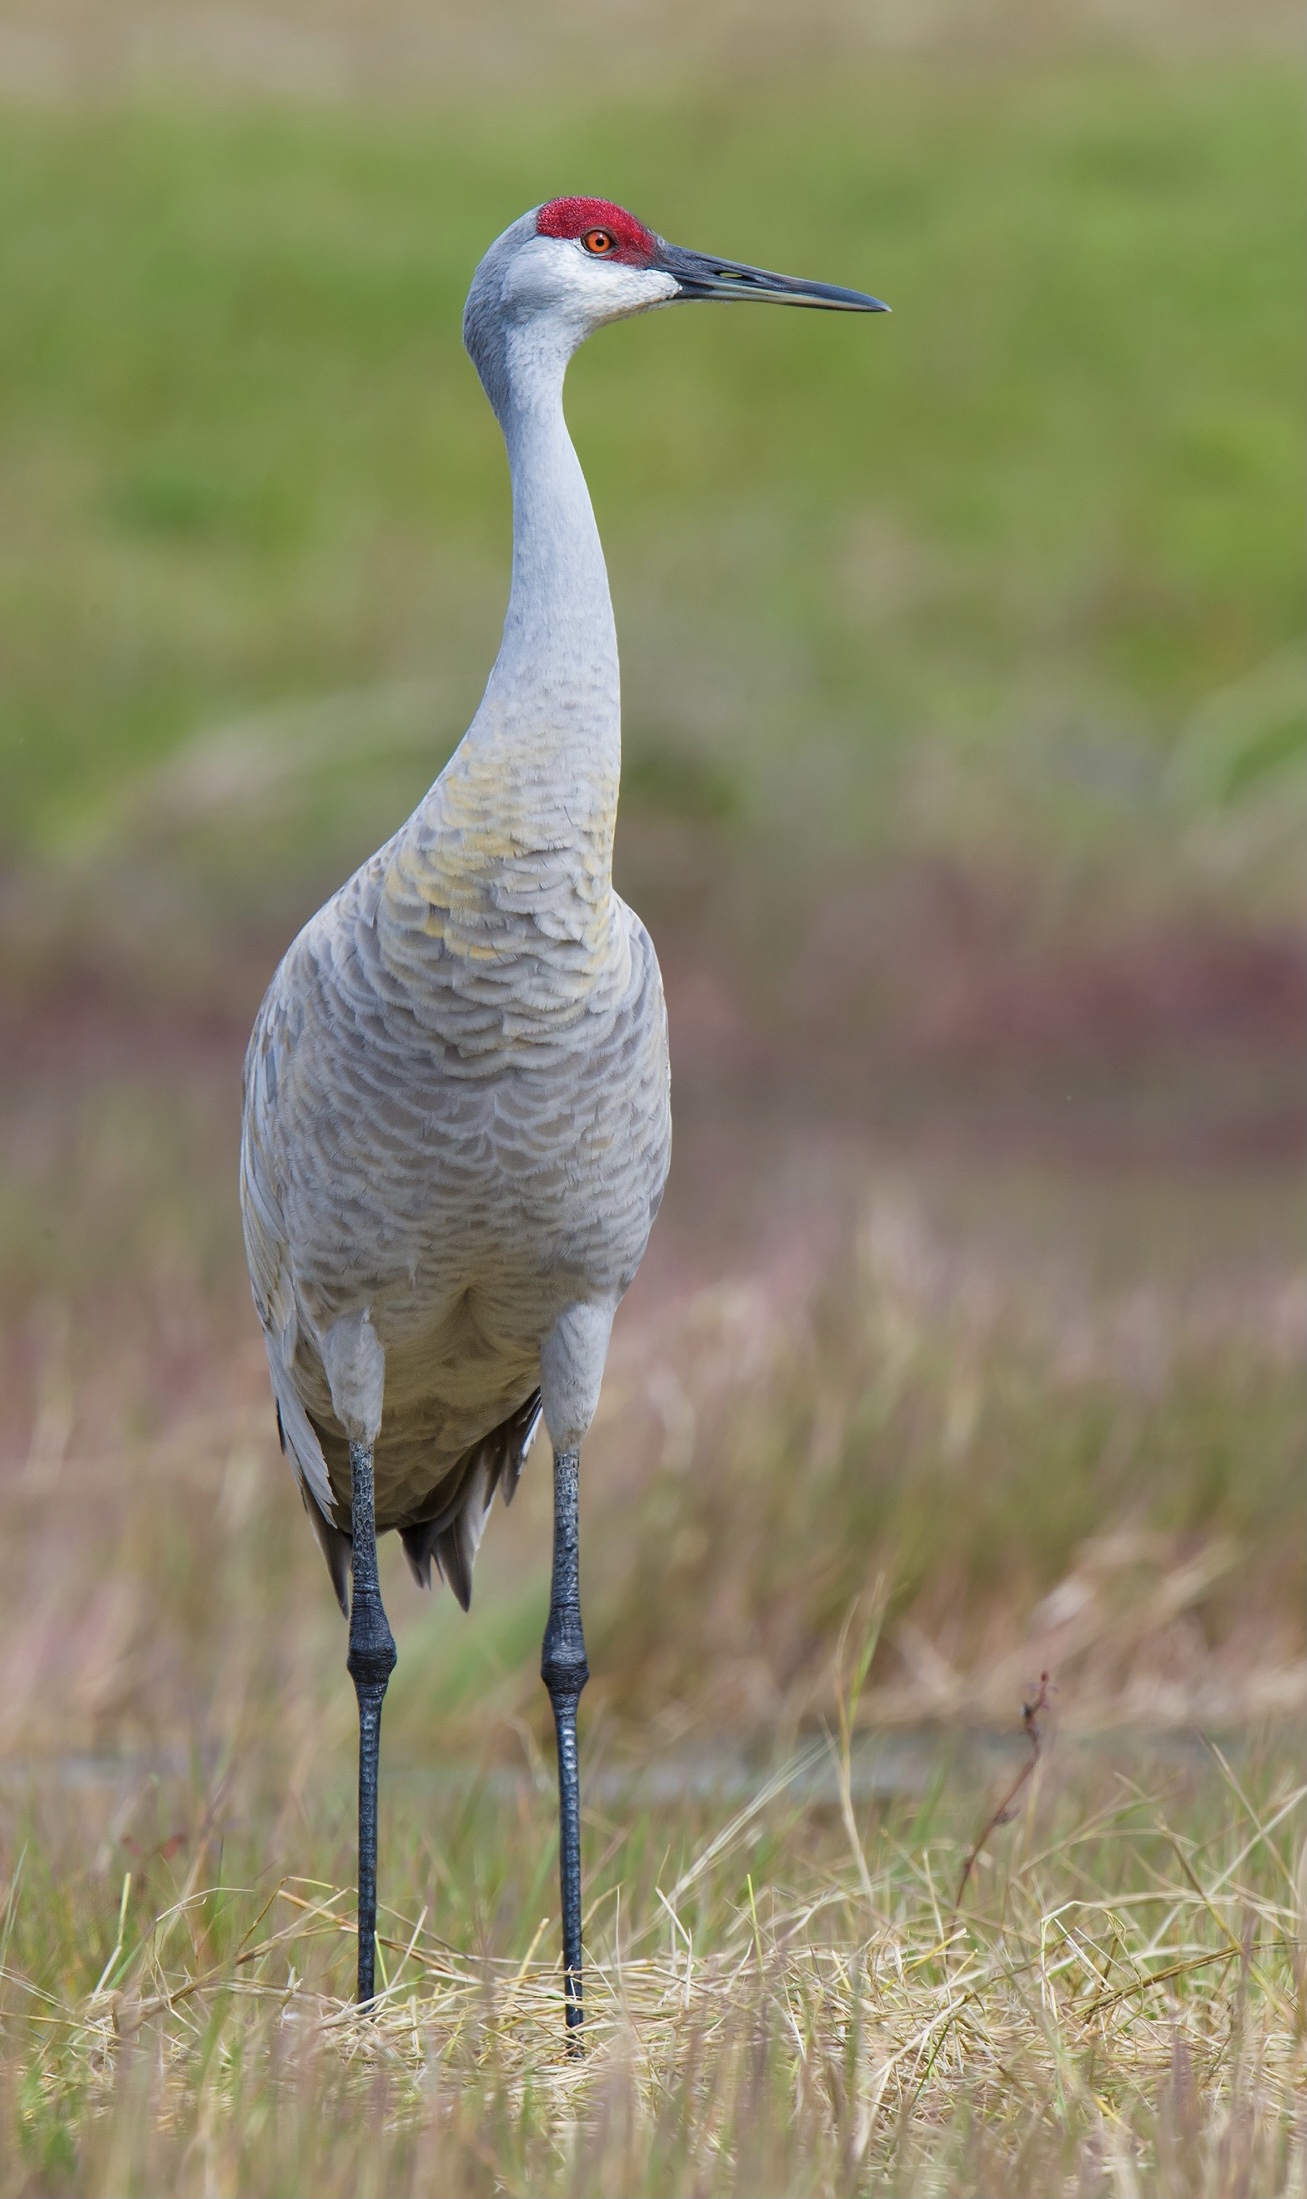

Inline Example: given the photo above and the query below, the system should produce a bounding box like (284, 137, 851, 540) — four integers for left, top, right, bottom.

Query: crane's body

(240, 198, 885, 2029)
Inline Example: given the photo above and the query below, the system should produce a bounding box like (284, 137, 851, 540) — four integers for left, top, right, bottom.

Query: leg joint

(348, 1633, 397, 1689)
(541, 1599, 587, 1699)
(541, 1649, 589, 1701)
(343, 1644, 393, 1688)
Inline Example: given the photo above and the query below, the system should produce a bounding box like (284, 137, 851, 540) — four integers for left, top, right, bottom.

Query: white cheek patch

(591, 263, 679, 318)
(550, 252, 678, 327)
(506, 237, 678, 330)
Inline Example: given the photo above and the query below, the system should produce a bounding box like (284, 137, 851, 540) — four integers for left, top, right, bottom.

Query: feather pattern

(239, 208, 673, 1607)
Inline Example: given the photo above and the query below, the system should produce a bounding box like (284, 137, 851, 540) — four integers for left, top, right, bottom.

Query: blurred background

(0, 0, 1301, 1838)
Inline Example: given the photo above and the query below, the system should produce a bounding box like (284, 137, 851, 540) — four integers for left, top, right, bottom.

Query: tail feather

(303, 1487, 352, 1616)
(265, 1339, 352, 1613)
(430, 1450, 493, 1612)
(400, 1390, 542, 1606)
(499, 1394, 543, 1507)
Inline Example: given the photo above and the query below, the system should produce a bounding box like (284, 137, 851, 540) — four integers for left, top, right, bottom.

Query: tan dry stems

(0, 1743, 1301, 2195)
(0, 1124, 1300, 2195)
(0, 1162, 1300, 1777)
(953, 1671, 1053, 1919)
(587, 1190, 1305, 1742)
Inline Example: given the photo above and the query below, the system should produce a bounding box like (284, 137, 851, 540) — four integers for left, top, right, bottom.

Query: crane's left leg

(347, 1437, 397, 2007)
(541, 1446, 588, 2044)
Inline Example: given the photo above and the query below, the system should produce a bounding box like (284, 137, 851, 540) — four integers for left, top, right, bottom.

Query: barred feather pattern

(240, 827, 670, 1589)
(239, 208, 675, 1609)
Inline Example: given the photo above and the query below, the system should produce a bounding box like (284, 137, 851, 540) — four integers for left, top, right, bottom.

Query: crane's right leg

(541, 1445, 588, 2045)
(346, 1437, 396, 2007)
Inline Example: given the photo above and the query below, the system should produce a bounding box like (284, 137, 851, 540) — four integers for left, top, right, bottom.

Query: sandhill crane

(240, 198, 886, 2030)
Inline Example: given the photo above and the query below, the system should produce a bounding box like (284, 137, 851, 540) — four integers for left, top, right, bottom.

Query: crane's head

(464, 197, 887, 416)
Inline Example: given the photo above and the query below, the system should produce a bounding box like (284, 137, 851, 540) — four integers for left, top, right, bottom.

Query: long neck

(432, 346, 622, 883)
(494, 380, 619, 733)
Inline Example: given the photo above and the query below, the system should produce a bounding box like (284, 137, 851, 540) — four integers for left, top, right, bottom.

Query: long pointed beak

(656, 239, 889, 313)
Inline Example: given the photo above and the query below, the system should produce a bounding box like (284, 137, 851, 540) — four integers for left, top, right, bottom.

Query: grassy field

(0, 52, 1301, 899)
(0, 1208, 1301, 2194)
(0, 1733, 1301, 2194)
(0, 1140, 1299, 2192)
(0, 9, 1303, 2193)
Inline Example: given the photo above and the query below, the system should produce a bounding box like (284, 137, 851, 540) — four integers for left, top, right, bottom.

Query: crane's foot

(347, 1437, 397, 2008)
(541, 1446, 588, 2049)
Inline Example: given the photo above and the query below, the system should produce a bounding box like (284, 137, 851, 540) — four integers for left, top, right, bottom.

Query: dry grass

(0, 1698, 1300, 2193)
(0, 956, 1301, 2195)
(0, 1136, 1301, 2191)
(0, 1123, 1301, 1769)
(586, 1194, 1305, 1742)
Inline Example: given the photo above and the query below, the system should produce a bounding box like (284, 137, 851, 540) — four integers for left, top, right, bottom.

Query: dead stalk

(952, 1671, 1052, 1920)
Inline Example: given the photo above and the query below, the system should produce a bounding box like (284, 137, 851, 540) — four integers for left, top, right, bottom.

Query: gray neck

(446, 328, 621, 859)
(494, 341, 618, 709)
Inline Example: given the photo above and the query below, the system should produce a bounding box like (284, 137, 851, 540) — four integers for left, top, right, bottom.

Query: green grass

(0, 58, 1300, 902)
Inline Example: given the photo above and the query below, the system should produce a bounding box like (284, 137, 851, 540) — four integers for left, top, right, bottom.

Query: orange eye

(581, 228, 617, 255)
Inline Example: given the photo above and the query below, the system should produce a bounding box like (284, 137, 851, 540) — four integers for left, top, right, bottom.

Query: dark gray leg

(540, 1446, 588, 2042)
(346, 1437, 396, 2007)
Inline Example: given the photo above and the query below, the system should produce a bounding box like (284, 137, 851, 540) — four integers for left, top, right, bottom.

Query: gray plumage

(240, 208, 675, 1614)
(239, 200, 885, 1618)
(237, 197, 886, 2021)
